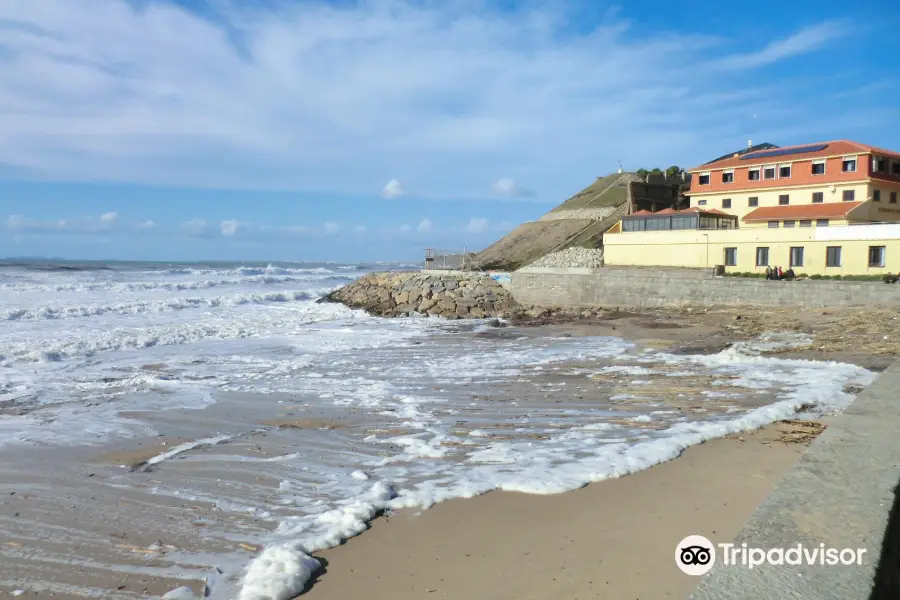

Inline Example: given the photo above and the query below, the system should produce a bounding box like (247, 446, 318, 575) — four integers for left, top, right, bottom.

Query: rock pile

(323, 272, 519, 319)
(527, 247, 605, 268)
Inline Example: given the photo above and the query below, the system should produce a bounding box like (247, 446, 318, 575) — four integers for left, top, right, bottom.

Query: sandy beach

(306, 421, 814, 600)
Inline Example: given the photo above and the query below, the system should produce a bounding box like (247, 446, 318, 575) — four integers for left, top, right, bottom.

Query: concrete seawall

(510, 267, 900, 309)
(690, 359, 900, 599)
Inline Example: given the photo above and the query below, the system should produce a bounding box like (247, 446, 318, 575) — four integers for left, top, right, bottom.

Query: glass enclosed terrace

(621, 208, 738, 232)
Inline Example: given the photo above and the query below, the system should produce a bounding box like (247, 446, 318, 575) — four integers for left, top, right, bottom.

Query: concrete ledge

(690, 359, 900, 600)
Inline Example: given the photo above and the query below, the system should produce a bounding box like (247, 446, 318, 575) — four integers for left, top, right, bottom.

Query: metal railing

(423, 248, 479, 271)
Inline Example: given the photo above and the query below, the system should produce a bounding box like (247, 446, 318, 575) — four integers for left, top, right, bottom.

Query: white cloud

(382, 179, 406, 199)
(354, 225, 367, 233)
(220, 219, 239, 236)
(137, 220, 156, 229)
(99, 211, 117, 223)
(323, 221, 341, 234)
(465, 217, 489, 234)
(0, 3, 862, 198)
(417, 218, 432, 233)
(710, 21, 849, 71)
(491, 178, 533, 198)
(182, 219, 207, 235)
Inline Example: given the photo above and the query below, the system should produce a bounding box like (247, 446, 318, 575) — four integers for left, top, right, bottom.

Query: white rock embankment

(527, 247, 605, 268)
(323, 272, 519, 318)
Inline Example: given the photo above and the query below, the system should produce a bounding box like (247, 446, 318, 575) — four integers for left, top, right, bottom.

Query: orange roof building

(602, 140, 900, 276)
(684, 140, 900, 225)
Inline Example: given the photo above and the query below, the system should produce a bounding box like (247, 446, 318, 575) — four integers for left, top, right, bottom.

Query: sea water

(0, 261, 875, 600)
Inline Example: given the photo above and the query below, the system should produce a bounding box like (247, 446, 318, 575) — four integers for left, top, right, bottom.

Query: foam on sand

(226, 338, 874, 600)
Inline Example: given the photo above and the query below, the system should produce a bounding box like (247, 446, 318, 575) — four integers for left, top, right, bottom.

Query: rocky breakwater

(323, 271, 519, 318)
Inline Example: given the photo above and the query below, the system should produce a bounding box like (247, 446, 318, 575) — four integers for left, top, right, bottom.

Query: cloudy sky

(1, 0, 898, 261)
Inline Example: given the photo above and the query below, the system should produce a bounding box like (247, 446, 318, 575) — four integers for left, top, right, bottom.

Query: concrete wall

(602, 223, 900, 276)
(509, 267, 900, 309)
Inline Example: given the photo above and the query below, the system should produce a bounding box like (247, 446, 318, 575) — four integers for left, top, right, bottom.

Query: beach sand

(305, 422, 813, 600)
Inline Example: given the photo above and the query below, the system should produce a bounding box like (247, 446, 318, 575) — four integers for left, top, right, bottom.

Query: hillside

(471, 173, 638, 271)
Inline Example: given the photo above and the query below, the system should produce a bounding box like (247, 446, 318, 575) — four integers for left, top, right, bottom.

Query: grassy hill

(471, 173, 637, 271)
(546, 173, 632, 214)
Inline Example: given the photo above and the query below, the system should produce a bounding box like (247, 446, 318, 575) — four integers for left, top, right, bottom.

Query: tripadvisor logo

(675, 535, 868, 576)
(676, 535, 715, 576)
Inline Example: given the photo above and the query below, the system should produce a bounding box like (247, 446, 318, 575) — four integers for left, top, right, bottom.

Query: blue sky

(1, 0, 898, 262)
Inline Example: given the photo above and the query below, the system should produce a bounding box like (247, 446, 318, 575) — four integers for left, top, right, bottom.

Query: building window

(784, 220, 796, 228)
(790, 247, 804, 268)
(778, 194, 790, 205)
(869, 246, 886, 268)
(873, 189, 881, 202)
(768, 221, 779, 228)
(891, 191, 898, 204)
(810, 191, 824, 203)
(748, 196, 758, 207)
(892, 161, 900, 176)
(748, 168, 760, 181)
(764, 166, 776, 180)
(800, 220, 812, 227)
(826, 246, 842, 267)
(873, 156, 886, 172)
(842, 157, 857, 172)
(697, 199, 707, 206)
(817, 219, 830, 227)
(843, 189, 855, 201)
(699, 172, 710, 185)
(722, 198, 731, 208)
(812, 161, 826, 175)
(724, 247, 737, 266)
(722, 170, 734, 184)
(779, 164, 792, 178)
(756, 247, 769, 267)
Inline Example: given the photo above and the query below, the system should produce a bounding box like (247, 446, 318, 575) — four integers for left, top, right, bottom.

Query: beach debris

(777, 420, 826, 445)
(10, 591, 25, 597)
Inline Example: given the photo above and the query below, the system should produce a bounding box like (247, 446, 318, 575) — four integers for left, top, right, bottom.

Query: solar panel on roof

(739, 144, 828, 160)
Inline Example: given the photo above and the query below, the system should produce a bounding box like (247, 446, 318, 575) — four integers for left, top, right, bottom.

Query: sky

(0, 0, 898, 262)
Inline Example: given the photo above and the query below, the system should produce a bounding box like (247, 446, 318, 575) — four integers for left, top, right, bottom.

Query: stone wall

(324, 272, 519, 318)
(510, 267, 900, 309)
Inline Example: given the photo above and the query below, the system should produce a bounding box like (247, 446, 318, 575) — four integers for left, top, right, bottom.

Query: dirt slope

(471, 174, 636, 271)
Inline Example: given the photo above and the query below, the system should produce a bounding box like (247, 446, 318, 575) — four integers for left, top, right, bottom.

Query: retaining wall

(509, 267, 900, 309)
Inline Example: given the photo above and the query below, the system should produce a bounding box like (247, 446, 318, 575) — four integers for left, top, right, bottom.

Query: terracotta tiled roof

(679, 207, 730, 216)
(742, 202, 863, 222)
(628, 207, 730, 217)
(690, 140, 900, 172)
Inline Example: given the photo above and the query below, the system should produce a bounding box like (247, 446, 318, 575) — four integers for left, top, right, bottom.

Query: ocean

(0, 261, 875, 599)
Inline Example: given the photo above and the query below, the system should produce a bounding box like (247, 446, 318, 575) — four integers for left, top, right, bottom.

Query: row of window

(697, 189, 898, 209)
(723, 246, 887, 268)
(699, 155, 900, 186)
(767, 219, 829, 228)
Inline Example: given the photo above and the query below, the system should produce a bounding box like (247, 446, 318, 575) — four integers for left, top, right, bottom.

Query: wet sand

(306, 422, 812, 600)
